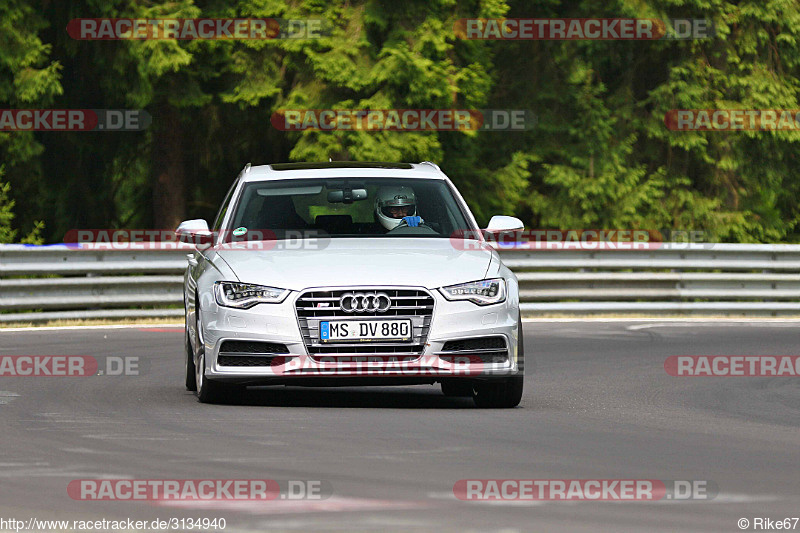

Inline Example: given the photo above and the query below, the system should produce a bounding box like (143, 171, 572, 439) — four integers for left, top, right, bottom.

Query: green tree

(0, 0, 61, 242)
(4, 0, 800, 243)
(0, 170, 43, 243)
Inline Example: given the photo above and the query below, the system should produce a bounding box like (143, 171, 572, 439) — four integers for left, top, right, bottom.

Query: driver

(375, 186, 424, 230)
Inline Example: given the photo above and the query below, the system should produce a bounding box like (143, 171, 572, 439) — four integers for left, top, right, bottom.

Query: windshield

(226, 178, 474, 239)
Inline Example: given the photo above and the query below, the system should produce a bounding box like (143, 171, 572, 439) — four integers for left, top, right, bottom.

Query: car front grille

(438, 335, 509, 364)
(295, 288, 434, 357)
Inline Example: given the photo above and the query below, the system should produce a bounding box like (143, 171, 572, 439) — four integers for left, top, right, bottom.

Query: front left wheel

(441, 380, 473, 397)
(471, 314, 525, 408)
(472, 376, 524, 408)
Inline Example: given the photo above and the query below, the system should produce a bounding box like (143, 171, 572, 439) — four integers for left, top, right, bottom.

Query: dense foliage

(1, 0, 799, 243)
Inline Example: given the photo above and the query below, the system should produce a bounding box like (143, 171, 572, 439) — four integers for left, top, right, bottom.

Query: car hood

(213, 238, 494, 290)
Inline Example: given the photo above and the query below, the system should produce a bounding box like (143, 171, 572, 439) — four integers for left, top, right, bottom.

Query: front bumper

(200, 287, 521, 386)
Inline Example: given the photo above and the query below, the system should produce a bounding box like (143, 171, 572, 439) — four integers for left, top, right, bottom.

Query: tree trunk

(152, 104, 186, 230)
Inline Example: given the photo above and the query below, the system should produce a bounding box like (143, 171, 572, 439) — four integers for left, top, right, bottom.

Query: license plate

(319, 319, 412, 342)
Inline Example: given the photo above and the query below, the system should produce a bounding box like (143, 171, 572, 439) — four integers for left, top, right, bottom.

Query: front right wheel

(194, 305, 239, 403)
(185, 326, 197, 392)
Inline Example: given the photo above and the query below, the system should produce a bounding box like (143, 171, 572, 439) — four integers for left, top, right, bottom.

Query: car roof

(239, 161, 446, 182)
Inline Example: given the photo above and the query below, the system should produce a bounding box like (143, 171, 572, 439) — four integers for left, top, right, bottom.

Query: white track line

(526, 318, 800, 323)
(155, 496, 429, 515)
(0, 323, 184, 332)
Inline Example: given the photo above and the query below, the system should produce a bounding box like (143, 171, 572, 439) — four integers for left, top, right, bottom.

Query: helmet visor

(381, 204, 415, 219)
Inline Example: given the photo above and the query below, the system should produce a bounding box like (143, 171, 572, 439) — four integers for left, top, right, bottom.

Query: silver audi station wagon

(178, 162, 525, 407)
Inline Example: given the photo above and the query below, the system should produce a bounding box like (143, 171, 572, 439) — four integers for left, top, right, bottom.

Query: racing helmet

(375, 186, 417, 230)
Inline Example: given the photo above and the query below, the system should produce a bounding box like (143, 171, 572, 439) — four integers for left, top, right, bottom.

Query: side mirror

(484, 215, 524, 235)
(176, 219, 213, 247)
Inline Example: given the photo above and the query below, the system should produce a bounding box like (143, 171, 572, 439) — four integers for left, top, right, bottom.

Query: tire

(194, 303, 240, 404)
(441, 380, 473, 397)
(516, 312, 525, 373)
(195, 346, 236, 404)
(472, 376, 524, 408)
(471, 314, 525, 408)
(185, 326, 197, 392)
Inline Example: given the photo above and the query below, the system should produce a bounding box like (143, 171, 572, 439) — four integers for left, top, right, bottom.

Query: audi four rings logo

(340, 292, 392, 313)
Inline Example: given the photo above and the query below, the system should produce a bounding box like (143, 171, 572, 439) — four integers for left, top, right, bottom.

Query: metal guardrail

(2, 242, 800, 322)
(502, 243, 800, 315)
(0, 245, 191, 323)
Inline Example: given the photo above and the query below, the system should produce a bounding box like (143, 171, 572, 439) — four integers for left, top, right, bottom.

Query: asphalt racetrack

(0, 320, 798, 532)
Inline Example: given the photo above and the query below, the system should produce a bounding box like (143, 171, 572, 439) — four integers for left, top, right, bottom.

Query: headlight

(214, 282, 289, 309)
(439, 278, 506, 306)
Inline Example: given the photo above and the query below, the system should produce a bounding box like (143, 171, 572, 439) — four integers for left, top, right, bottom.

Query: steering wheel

(388, 218, 438, 235)
(395, 217, 428, 229)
